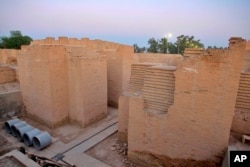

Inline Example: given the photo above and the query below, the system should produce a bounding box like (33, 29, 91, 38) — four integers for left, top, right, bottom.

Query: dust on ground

(86, 133, 140, 167)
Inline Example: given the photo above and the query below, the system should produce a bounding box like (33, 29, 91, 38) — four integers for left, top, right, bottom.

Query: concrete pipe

(4, 118, 20, 134)
(16, 125, 33, 142)
(33, 132, 52, 150)
(23, 128, 41, 146)
(10, 121, 27, 137)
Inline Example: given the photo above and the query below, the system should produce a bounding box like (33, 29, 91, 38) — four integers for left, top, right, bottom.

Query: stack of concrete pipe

(4, 118, 52, 150)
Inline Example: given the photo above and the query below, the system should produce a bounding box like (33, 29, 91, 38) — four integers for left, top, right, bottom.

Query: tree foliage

(147, 38, 158, 53)
(158, 38, 168, 53)
(135, 35, 204, 55)
(175, 35, 204, 54)
(0, 30, 33, 49)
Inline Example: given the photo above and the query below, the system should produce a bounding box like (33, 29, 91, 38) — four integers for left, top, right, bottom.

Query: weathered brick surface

(18, 45, 69, 127)
(231, 43, 250, 134)
(118, 54, 183, 142)
(31, 37, 133, 107)
(134, 53, 183, 65)
(0, 49, 19, 83)
(128, 63, 158, 93)
(67, 46, 107, 127)
(0, 66, 17, 84)
(142, 66, 176, 112)
(127, 44, 245, 165)
(118, 94, 130, 142)
(0, 49, 18, 65)
(17, 42, 109, 128)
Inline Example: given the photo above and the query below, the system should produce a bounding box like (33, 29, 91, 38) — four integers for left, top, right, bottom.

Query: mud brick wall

(127, 45, 245, 166)
(142, 66, 176, 112)
(231, 44, 250, 134)
(18, 45, 69, 128)
(100, 45, 133, 107)
(134, 53, 183, 65)
(242, 45, 250, 71)
(67, 46, 107, 127)
(31, 37, 133, 107)
(120, 65, 176, 141)
(183, 48, 204, 57)
(0, 66, 16, 84)
(0, 49, 19, 83)
(128, 63, 159, 93)
(119, 63, 160, 142)
(0, 49, 18, 65)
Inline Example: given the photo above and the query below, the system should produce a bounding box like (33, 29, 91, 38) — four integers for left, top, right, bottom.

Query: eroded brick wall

(127, 44, 245, 166)
(231, 42, 250, 134)
(119, 53, 183, 142)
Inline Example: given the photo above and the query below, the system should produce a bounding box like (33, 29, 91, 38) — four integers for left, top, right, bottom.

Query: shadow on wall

(0, 91, 23, 118)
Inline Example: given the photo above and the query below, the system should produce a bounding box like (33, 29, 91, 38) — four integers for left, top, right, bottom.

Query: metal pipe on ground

(4, 118, 20, 134)
(23, 128, 41, 146)
(10, 121, 27, 137)
(16, 125, 33, 142)
(33, 132, 52, 150)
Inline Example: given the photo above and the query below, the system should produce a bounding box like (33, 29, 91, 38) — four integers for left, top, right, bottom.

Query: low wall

(0, 90, 23, 118)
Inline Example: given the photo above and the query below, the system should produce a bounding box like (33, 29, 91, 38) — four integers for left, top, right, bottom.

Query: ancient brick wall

(232, 73, 250, 133)
(119, 63, 160, 142)
(183, 48, 204, 57)
(0, 49, 18, 65)
(31, 37, 133, 107)
(0, 66, 16, 84)
(0, 49, 19, 83)
(18, 43, 108, 128)
(67, 46, 107, 127)
(134, 53, 183, 65)
(127, 44, 245, 166)
(231, 42, 250, 134)
(119, 53, 183, 142)
(142, 66, 176, 112)
(18, 45, 69, 128)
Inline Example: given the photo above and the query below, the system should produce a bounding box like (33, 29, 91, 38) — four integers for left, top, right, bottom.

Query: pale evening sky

(1, 0, 250, 48)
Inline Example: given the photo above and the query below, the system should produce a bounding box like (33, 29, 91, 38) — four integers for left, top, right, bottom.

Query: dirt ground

(0, 134, 16, 156)
(0, 156, 25, 167)
(86, 133, 141, 167)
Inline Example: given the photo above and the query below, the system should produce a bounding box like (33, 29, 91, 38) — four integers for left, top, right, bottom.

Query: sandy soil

(86, 133, 140, 167)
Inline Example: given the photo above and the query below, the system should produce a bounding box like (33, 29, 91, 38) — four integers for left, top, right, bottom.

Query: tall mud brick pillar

(106, 45, 133, 107)
(18, 45, 69, 128)
(67, 46, 107, 127)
